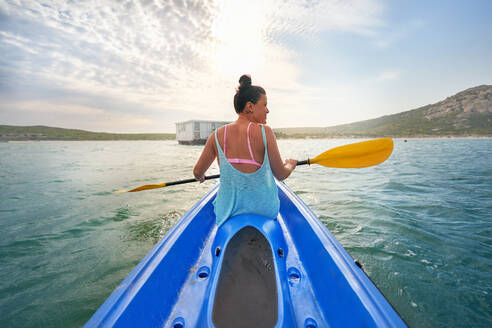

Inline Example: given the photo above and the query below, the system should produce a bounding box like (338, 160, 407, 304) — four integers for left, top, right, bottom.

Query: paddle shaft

(168, 174, 220, 186)
(196, 160, 307, 184)
(123, 162, 303, 192)
(168, 160, 308, 187)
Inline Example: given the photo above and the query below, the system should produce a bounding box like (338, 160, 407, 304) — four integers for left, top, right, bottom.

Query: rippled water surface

(0, 139, 491, 327)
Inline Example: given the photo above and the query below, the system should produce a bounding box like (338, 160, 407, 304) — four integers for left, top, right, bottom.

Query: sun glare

(211, 0, 268, 76)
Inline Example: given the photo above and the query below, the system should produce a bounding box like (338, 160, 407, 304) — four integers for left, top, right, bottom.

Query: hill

(0, 125, 175, 141)
(2, 85, 491, 140)
(275, 85, 492, 138)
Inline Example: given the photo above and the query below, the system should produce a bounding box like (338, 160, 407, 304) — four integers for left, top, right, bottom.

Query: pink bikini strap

(221, 123, 262, 167)
(227, 158, 261, 166)
(223, 125, 227, 156)
(247, 122, 255, 161)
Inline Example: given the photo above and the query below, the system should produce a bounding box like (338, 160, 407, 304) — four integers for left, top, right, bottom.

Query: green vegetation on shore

(0, 125, 175, 141)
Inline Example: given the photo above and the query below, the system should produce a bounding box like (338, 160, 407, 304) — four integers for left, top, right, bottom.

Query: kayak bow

(86, 182, 406, 328)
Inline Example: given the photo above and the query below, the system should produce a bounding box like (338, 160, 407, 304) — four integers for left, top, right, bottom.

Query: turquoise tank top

(213, 124, 280, 226)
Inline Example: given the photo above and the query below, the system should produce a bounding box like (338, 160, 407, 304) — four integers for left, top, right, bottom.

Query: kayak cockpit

(205, 213, 296, 328)
(212, 226, 278, 328)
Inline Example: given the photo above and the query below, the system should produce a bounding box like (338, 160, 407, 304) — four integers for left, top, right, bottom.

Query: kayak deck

(85, 181, 406, 328)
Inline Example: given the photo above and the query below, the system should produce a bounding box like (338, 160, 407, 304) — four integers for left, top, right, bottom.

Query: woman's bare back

(215, 122, 265, 174)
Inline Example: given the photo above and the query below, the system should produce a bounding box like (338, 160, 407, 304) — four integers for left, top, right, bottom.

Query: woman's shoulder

(250, 123, 275, 145)
(256, 123, 274, 138)
(215, 123, 228, 135)
(262, 124, 273, 132)
(248, 122, 271, 131)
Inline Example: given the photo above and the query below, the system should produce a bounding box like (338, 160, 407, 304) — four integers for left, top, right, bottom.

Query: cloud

(0, 0, 386, 132)
(372, 19, 426, 49)
(265, 0, 384, 40)
(376, 70, 400, 81)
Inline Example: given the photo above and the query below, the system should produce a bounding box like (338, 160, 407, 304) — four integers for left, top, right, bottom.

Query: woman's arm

(264, 125, 297, 180)
(193, 132, 217, 182)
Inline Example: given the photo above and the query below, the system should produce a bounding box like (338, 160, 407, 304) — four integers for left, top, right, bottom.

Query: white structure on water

(175, 120, 231, 145)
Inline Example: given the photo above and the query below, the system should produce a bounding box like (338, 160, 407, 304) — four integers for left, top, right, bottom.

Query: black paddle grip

(297, 159, 309, 166)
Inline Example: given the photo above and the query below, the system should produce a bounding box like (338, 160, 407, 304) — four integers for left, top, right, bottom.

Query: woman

(193, 75, 297, 226)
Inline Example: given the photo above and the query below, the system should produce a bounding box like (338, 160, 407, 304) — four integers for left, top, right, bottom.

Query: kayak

(85, 181, 406, 328)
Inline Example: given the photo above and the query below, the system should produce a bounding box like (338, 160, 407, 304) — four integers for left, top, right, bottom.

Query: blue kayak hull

(85, 182, 406, 327)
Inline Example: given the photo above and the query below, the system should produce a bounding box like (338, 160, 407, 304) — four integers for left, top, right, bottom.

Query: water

(0, 139, 491, 327)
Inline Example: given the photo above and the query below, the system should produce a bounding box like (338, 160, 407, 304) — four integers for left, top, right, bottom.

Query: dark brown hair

(233, 75, 266, 114)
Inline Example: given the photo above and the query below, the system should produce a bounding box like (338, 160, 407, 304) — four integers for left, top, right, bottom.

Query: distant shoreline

(1, 124, 491, 142)
(274, 134, 492, 140)
(3, 135, 491, 143)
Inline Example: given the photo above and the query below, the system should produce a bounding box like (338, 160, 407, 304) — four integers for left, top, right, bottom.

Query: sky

(1, 0, 491, 133)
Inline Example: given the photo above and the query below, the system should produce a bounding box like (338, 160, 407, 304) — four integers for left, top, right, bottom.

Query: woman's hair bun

(233, 74, 265, 113)
(238, 74, 252, 91)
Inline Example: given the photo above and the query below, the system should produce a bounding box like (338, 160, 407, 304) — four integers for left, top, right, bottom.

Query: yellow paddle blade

(310, 138, 394, 168)
(114, 183, 167, 194)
